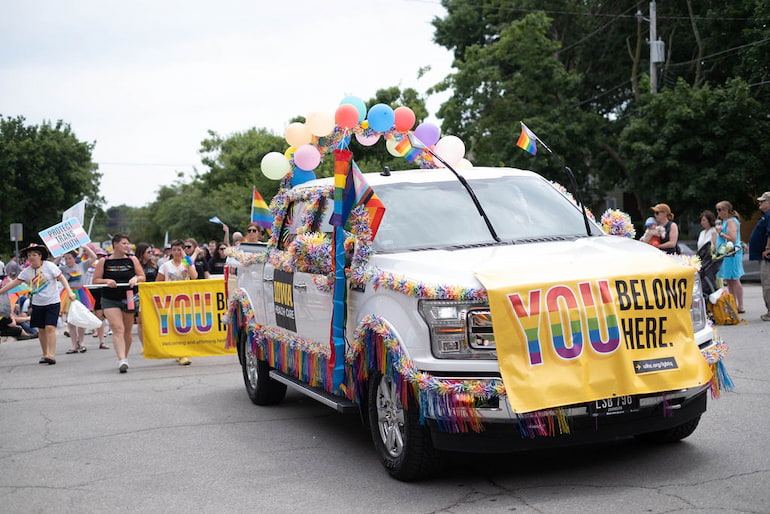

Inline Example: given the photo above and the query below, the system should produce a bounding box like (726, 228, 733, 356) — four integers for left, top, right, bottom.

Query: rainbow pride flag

(516, 122, 538, 155)
(251, 187, 274, 230)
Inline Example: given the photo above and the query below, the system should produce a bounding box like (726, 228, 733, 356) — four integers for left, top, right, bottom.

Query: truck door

(264, 197, 334, 348)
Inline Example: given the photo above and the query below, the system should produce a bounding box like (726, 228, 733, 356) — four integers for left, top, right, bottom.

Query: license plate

(589, 395, 640, 416)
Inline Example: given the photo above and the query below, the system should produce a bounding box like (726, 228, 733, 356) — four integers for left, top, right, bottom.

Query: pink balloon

(393, 106, 416, 132)
(293, 144, 321, 171)
(335, 104, 360, 129)
(355, 132, 380, 146)
(413, 122, 440, 146)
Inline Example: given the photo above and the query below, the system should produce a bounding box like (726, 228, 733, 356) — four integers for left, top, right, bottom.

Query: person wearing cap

(748, 192, 770, 321)
(697, 210, 718, 251)
(639, 217, 661, 248)
(0, 244, 77, 365)
(651, 203, 680, 254)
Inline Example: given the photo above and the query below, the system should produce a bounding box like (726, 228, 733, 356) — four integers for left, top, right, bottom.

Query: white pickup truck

(225, 166, 722, 481)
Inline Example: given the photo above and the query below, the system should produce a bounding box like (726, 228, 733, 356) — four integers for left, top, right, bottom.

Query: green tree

(619, 78, 769, 222)
(0, 115, 101, 256)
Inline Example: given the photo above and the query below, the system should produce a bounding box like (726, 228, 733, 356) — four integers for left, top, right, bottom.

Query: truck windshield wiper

(424, 150, 501, 243)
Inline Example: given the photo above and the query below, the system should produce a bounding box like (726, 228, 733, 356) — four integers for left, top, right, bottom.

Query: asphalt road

(1, 285, 769, 513)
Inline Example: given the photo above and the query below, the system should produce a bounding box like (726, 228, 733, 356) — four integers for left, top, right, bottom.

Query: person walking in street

(56, 245, 97, 354)
(92, 233, 145, 373)
(714, 200, 745, 313)
(157, 239, 196, 366)
(749, 192, 770, 321)
(0, 244, 77, 365)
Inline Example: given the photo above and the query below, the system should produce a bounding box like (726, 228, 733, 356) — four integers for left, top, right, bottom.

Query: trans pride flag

(251, 187, 274, 230)
(516, 122, 538, 155)
(329, 150, 386, 239)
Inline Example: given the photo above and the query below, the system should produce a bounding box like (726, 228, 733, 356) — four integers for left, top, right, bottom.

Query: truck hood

(370, 235, 685, 290)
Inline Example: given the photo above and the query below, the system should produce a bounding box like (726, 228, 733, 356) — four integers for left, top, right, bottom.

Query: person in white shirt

(0, 244, 76, 365)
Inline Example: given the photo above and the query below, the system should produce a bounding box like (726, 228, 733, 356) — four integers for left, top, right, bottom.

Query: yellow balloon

(284, 146, 297, 160)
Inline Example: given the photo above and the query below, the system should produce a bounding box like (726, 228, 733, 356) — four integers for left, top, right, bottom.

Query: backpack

(707, 293, 745, 325)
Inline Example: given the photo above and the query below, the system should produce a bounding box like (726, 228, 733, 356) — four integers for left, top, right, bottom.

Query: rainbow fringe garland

(700, 337, 734, 398)
(226, 291, 733, 436)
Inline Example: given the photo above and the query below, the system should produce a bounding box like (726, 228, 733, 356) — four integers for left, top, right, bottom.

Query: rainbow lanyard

(30, 267, 47, 295)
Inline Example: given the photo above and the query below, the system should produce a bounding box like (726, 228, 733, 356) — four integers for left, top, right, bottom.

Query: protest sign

(38, 218, 91, 258)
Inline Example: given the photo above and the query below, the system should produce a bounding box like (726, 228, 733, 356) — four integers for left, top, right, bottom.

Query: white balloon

(261, 152, 291, 180)
(306, 110, 335, 137)
(456, 158, 473, 168)
(434, 135, 465, 166)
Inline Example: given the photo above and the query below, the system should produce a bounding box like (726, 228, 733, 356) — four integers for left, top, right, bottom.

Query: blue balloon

(291, 167, 316, 187)
(367, 103, 395, 133)
(340, 96, 367, 122)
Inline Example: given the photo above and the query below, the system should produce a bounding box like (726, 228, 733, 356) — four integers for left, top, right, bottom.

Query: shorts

(91, 288, 102, 310)
(101, 294, 140, 314)
(30, 303, 60, 328)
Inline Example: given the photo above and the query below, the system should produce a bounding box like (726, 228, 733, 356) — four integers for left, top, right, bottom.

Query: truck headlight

(690, 273, 707, 332)
(418, 300, 497, 359)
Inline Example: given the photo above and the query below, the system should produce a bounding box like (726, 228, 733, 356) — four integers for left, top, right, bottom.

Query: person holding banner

(157, 239, 197, 366)
(92, 233, 145, 374)
(0, 244, 77, 365)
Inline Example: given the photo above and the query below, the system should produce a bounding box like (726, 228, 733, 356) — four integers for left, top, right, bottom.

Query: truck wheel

(636, 415, 701, 443)
(367, 370, 441, 481)
(239, 332, 286, 406)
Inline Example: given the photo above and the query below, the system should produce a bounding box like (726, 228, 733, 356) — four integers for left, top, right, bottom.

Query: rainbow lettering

(506, 279, 620, 366)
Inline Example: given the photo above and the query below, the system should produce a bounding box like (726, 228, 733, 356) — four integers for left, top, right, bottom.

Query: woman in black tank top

(92, 233, 145, 373)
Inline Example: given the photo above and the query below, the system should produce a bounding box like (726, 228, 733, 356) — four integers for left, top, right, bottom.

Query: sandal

(66, 348, 79, 354)
(78, 345, 87, 353)
(99, 343, 110, 349)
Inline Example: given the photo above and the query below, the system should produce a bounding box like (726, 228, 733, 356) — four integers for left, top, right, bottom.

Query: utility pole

(649, 1, 665, 93)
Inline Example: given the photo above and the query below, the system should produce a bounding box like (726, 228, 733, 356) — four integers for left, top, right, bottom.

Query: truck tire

(367, 370, 441, 481)
(636, 415, 701, 443)
(239, 332, 286, 406)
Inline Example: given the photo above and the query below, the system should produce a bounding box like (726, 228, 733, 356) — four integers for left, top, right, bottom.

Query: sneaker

(176, 357, 192, 366)
(118, 360, 129, 373)
(761, 314, 770, 321)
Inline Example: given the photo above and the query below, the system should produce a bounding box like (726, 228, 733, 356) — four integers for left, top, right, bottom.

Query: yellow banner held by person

(475, 253, 712, 413)
(139, 279, 236, 359)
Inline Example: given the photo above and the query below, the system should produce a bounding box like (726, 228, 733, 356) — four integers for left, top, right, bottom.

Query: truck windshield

(369, 175, 596, 252)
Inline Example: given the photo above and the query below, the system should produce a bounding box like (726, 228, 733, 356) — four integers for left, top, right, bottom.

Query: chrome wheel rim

(245, 344, 258, 391)
(375, 375, 406, 458)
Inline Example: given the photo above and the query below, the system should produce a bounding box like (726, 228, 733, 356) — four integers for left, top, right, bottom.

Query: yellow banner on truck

(139, 279, 236, 359)
(475, 255, 712, 413)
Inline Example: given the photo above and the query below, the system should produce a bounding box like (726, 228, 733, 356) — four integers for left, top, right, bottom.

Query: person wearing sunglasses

(208, 243, 228, 275)
(183, 238, 211, 280)
(244, 222, 266, 244)
(650, 203, 680, 255)
(714, 200, 746, 313)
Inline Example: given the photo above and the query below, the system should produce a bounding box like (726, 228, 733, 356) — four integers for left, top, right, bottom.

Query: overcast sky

(1, 0, 454, 209)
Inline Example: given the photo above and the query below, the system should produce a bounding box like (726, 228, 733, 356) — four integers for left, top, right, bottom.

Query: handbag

(67, 299, 103, 330)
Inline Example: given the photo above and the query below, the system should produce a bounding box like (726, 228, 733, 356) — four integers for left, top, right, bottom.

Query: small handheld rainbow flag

(251, 187, 274, 230)
(516, 122, 538, 155)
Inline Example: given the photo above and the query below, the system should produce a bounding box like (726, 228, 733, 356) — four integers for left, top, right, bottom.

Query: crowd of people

(0, 220, 269, 372)
(639, 195, 770, 320)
